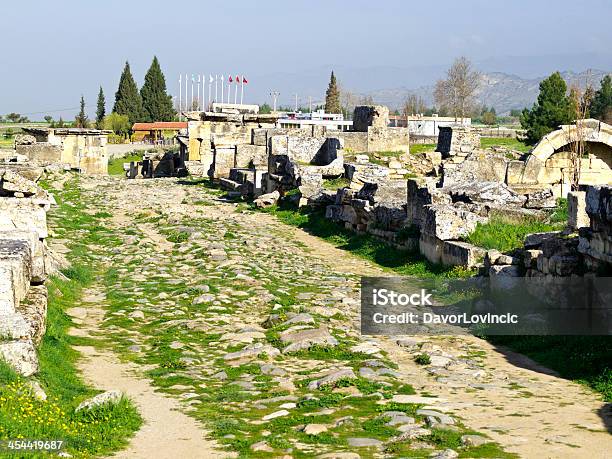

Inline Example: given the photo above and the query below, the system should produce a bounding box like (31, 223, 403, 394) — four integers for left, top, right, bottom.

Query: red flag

(242, 76, 248, 84)
(229, 75, 233, 83)
(235, 75, 240, 83)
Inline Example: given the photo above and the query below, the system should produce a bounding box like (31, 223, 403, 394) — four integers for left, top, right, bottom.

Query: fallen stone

(281, 326, 338, 353)
(346, 437, 383, 448)
(308, 368, 356, 390)
(461, 434, 489, 447)
(302, 423, 328, 435)
(75, 390, 123, 412)
(430, 449, 458, 459)
(250, 440, 273, 452)
(254, 191, 280, 209)
(262, 409, 290, 421)
(0, 340, 38, 376)
(223, 343, 280, 361)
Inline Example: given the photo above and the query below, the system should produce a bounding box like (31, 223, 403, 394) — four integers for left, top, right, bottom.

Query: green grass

(409, 143, 437, 154)
(480, 137, 531, 154)
(0, 270, 142, 458)
(322, 177, 350, 191)
(108, 153, 143, 176)
(466, 213, 564, 252)
(259, 203, 473, 278)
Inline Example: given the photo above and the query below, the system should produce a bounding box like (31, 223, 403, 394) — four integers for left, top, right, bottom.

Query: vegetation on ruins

(324, 71, 342, 114)
(96, 86, 106, 129)
(140, 56, 175, 122)
(520, 71, 574, 144)
(74, 95, 89, 128)
(434, 57, 480, 120)
(113, 61, 146, 125)
(590, 74, 612, 123)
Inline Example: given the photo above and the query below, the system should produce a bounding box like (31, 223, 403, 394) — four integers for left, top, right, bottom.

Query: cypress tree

(141, 56, 176, 122)
(520, 71, 573, 144)
(75, 95, 88, 128)
(590, 75, 612, 123)
(113, 61, 145, 124)
(324, 71, 341, 114)
(96, 86, 106, 129)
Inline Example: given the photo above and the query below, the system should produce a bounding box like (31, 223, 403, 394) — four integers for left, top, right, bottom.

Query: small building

(389, 114, 471, 138)
(277, 110, 352, 131)
(131, 122, 187, 144)
(17, 127, 110, 174)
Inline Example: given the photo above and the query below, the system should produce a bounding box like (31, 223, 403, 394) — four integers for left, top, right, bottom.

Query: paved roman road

(48, 175, 611, 458)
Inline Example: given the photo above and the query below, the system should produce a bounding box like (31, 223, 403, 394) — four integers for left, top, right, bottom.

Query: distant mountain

(250, 64, 610, 116)
(363, 70, 610, 115)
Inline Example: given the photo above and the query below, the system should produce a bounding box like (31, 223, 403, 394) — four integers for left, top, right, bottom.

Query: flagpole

(179, 74, 182, 120)
(222, 74, 226, 105)
(197, 75, 200, 110)
(208, 75, 212, 110)
(184, 74, 188, 112)
(240, 76, 244, 105)
(234, 77, 238, 105)
(227, 77, 231, 104)
(214, 74, 218, 104)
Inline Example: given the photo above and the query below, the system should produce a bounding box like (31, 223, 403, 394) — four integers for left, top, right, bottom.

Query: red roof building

(131, 122, 188, 143)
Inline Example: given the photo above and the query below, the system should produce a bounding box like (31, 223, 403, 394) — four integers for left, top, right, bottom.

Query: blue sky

(2, 0, 611, 118)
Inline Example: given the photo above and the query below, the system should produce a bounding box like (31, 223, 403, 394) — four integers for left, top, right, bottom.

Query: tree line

(71, 56, 176, 138)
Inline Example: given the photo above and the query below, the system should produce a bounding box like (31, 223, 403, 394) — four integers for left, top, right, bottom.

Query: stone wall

(0, 167, 52, 376)
(17, 128, 109, 175)
(579, 185, 612, 270)
(436, 126, 480, 160)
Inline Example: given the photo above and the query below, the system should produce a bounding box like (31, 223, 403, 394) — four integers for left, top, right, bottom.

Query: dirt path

(50, 175, 610, 458)
(68, 289, 229, 459)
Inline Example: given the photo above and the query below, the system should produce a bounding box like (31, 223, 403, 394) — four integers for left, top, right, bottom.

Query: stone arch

(522, 120, 612, 195)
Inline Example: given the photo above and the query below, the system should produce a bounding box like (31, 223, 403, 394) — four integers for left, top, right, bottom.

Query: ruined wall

(0, 168, 52, 376)
(436, 126, 480, 160)
(579, 185, 612, 270)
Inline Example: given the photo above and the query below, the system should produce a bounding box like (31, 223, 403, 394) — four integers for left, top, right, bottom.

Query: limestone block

(422, 204, 486, 240)
(419, 232, 444, 264)
(0, 340, 38, 376)
(0, 239, 33, 314)
(568, 191, 589, 230)
(442, 241, 485, 267)
(0, 313, 31, 340)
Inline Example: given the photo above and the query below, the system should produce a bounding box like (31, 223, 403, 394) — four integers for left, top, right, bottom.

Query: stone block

(422, 204, 486, 240)
(442, 241, 485, 267)
(568, 191, 589, 230)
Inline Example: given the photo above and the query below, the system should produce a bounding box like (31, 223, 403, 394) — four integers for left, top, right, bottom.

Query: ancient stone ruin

(14, 127, 110, 174)
(0, 165, 54, 376)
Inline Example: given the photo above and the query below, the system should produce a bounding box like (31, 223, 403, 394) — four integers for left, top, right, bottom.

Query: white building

(277, 109, 352, 131)
(389, 114, 471, 137)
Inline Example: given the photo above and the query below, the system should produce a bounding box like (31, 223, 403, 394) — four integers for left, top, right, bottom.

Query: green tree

(140, 56, 175, 122)
(75, 95, 88, 128)
(44, 115, 53, 124)
(482, 109, 497, 126)
(6, 113, 21, 123)
(96, 86, 106, 129)
(113, 61, 145, 125)
(590, 75, 612, 123)
(56, 117, 65, 128)
(324, 71, 341, 114)
(103, 112, 131, 138)
(259, 103, 272, 114)
(520, 71, 573, 144)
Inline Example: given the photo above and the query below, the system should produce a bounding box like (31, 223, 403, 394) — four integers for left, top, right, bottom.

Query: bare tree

(340, 86, 358, 119)
(434, 57, 480, 120)
(402, 94, 427, 116)
(565, 80, 593, 192)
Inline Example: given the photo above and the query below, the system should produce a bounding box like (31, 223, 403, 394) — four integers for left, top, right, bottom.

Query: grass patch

(409, 143, 437, 154)
(466, 213, 564, 252)
(322, 177, 349, 191)
(108, 153, 143, 176)
(480, 137, 531, 154)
